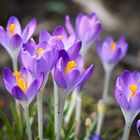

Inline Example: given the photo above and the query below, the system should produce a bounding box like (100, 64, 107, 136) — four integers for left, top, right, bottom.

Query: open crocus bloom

(65, 13, 101, 56)
(40, 27, 82, 58)
(97, 36, 128, 71)
(3, 67, 43, 108)
(20, 38, 59, 77)
(0, 16, 36, 58)
(115, 70, 140, 112)
(54, 50, 94, 93)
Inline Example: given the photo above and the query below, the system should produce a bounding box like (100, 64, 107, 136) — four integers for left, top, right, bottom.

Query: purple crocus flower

(54, 50, 94, 93)
(20, 37, 59, 78)
(115, 70, 140, 139)
(3, 67, 43, 108)
(97, 36, 128, 71)
(114, 70, 140, 112)
(89, 134, 104, 140)
(136, 119, 140, 136)
(0, 16, 37, 58)
(39, 28, 82, 60)
(65, 13, 102, 57)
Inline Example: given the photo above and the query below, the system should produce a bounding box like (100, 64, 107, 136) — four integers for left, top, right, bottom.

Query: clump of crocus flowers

(0, 13, 140, 140)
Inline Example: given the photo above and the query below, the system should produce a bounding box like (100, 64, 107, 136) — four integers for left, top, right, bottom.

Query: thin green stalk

(53, 79, 58, 137)
(96, 69, 112, 135)
(37, 75, 48, 140)
(74, 93, 81, 140)
(121, 121, 132, 140)
(11, 56, 22, 134)
(37, 91, 43, 140)
(56, 89, 66, 140)
(102, 70, 111, 102)
(64, 89, 78, 124)
(24, 106, 32, 140)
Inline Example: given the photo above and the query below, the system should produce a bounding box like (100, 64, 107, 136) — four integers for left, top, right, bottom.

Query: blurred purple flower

(0, 16, 36, 58)
(54, 50, 94, 93)
(65, 13, 102, 56)
(89, 134, 104, 140)
(3, 67, 43, 108)
(114, 70, 140, 112)
(136, 119, 140, 136)
(97, 36, 128, 71)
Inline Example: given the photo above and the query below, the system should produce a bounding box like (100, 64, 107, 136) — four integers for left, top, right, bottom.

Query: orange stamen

(111, 42, 116, 51)
(129, 84, 137, 98)
(7, 24, 16, 36)
(64, 61, 76, 74)
(13, 71, 28, 93)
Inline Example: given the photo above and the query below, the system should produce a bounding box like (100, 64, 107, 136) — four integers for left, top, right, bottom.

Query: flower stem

(74, 93, 81, 140)
(37, 91, 43, 140)
(37, 75, 48, 140)
(56, 89, 66, 140)
(24, 106, 32, 140)
(64, 89, 78, 124)
(96, 69, 112, 135)
(53, 79, 58, 137)
(102, 70, 111, 102)
(121, 121, 132, 140)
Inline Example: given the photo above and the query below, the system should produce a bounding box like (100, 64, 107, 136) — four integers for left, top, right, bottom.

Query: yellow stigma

(64, 61, 76, 74)
(37, 48, 43, 56)
(13, 71, 28, 93)
(7, 24, 16, 36)
(129, 84, 137, 98)
(111, 42, 116, 51)
(57, 35, 62, 39)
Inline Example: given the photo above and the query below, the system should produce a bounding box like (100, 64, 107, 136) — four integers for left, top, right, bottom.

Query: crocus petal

(77, 65, 94, 87)
(3, 68, 16, 86)
(114, 87, 130, 110)
(22, 42, 35, 55)
(67, 41, 82, 58)
(0, 26, 10, 49)
(121, 70, 135, 87)
(75, 13, 83, 34)
(58, 50, 70, 67)
(12, 86, 28, 101)
(52, 26, 67, 40)
(26, 79, 40, 103)
(7, 16, 21, 36)
(22, 18, 37, 42)
(9, 34, 22, 49)
(39, 29, 51, 43)
(65, 15, 75, 34)
(65, 69, 81, 90)
(129, 92, 140, 111)
(136, 119, 140, 136)
(54, 69, 67, 89)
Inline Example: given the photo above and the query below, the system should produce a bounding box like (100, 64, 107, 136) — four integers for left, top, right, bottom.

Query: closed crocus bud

(136, 119, 140, 136)
(97, 36, 128, 71)
(97, 100, 105, 114)
(85, 117, 92, 129)
(65, 13, 102, 57)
